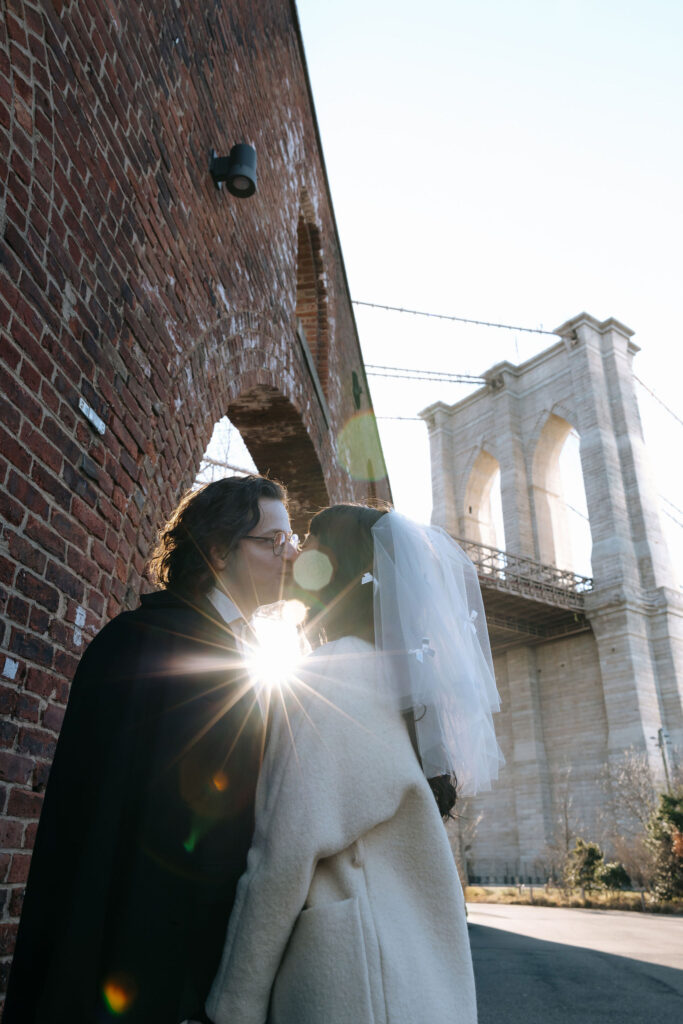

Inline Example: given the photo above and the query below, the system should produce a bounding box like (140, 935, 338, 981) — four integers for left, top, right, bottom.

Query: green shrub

(599, 861, 631, 890)
(564, 837, 604, 890)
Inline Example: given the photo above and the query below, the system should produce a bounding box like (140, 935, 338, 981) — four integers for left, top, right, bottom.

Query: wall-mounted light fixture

(209, 143, 257, 197)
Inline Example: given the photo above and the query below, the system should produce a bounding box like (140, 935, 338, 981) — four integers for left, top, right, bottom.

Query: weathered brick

(45, 560, 84, 602)
(50, 508, 88, 548)
(17, 727, 56, 761)
(25, 515, 66, 560)
(0, 298, 12, 333)
(0, 489, 24, 527)
(0, 423, 31, 475)
(6, 595, 29, 627)
(88, 589, 105, 619)
(62, 461, 98, 508)
(8, 887, 24, 917)
(0, 719, 18, 748)
(97, 495, 122, 531)
(66, 545, 99, 586)
(25, 667, 57, 699)
(43, 416, 80, 467)
(32, 461, 73, 511)
(28, 604, 50, 634)
(22, 822, 39, 849)
(0, 922, 19, 956)
(15, 691, 41, 723)
(0, 686, 15, 717)
(7, 470, 49, 520)
(10, 317, 53, 381)
(0, 335, 21, 373)
(0, 365, 42, 426)
(0, 395, 22, 436)
(16, 570, 58, 612)
(10, 628, 54, 668)
(7, 790, 43, 821)
(53, 647, 79, 679)
(20, 422, 63, 476)
(0, 821, 23, 850)
(71, 495, 106, 540)
(7, 531, 46, 576)
(42, 703, 65, 733)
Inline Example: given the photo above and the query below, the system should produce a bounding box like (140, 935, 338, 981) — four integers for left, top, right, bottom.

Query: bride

(205, 505, 503, 1024)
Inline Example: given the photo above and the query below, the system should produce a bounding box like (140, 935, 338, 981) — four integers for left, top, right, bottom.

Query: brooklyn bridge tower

(423, 312, 683, 880)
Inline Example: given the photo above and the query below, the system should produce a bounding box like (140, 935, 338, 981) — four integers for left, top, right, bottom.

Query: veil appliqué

(372, 512, 504, 795)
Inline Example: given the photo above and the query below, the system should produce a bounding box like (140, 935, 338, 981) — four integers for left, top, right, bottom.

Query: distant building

(424, 313, 683, 881)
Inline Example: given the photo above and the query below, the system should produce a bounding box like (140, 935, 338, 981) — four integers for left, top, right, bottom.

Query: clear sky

(294, 0, 683, 582)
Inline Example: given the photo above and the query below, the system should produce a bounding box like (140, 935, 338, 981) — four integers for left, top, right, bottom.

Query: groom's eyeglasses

(242, 531, 300, 557)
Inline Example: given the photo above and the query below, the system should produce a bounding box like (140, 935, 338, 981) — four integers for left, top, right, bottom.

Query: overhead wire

(661, 496, 683, 531)
(376, 415, 424, 422)
(662, 495, 683, 518)
(663, 508, 683, 531)
(635, 376, 683, 430)
(366, 364, 485, 385)
(353, 299, 557, 335)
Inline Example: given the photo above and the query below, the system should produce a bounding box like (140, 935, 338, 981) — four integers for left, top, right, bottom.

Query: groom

(3, 475, 299, 1024)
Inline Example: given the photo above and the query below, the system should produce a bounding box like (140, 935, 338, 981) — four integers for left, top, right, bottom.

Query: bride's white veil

(372, 512, 504, 795)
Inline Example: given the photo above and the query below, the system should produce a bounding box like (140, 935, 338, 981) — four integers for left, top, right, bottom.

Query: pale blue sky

(295, 0, 683, 579)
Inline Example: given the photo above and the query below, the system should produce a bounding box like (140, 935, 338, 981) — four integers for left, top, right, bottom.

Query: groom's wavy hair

(305, 503, 457, 819)
(148, 475, 286, 596)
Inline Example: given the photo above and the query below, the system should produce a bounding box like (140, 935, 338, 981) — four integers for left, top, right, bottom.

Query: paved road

(468, 903, 683, 1023)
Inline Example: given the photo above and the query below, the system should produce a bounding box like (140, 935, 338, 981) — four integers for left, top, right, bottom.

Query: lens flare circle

(293, 549, 333, 592)
(337, 411, 387, 481)
(102, 975, 137, 1016)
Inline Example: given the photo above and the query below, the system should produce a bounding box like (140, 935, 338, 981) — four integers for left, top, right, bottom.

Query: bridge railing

(454, 537, 593, 610)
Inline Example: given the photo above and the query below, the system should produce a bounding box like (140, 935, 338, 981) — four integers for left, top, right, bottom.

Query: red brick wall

(0, 0, 390, 987)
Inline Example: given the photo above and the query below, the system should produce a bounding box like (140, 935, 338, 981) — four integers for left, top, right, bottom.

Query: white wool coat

(206, 637, 478, 1024)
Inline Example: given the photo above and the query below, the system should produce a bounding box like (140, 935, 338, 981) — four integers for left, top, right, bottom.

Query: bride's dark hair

(305, 503, 457, 819)
(306, 504, 387, 644)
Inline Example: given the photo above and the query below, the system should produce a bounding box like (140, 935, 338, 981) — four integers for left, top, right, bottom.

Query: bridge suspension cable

(634, 376, 683, 430)
(353, 300, 557, 335)
(366, 364, 485, 385)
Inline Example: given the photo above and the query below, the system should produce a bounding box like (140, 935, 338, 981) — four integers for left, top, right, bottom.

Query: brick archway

(228, 385, 330, 535)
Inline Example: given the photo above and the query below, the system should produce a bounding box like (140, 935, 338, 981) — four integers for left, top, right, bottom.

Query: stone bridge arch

(463, 448, 503, 550)
(531, 413, 575, 570)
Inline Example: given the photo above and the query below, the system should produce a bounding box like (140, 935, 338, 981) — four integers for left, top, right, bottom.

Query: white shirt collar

(206, 587, 244, 627)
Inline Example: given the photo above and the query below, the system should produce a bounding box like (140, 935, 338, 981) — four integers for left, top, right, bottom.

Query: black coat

(3, 590, 264, 1024)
